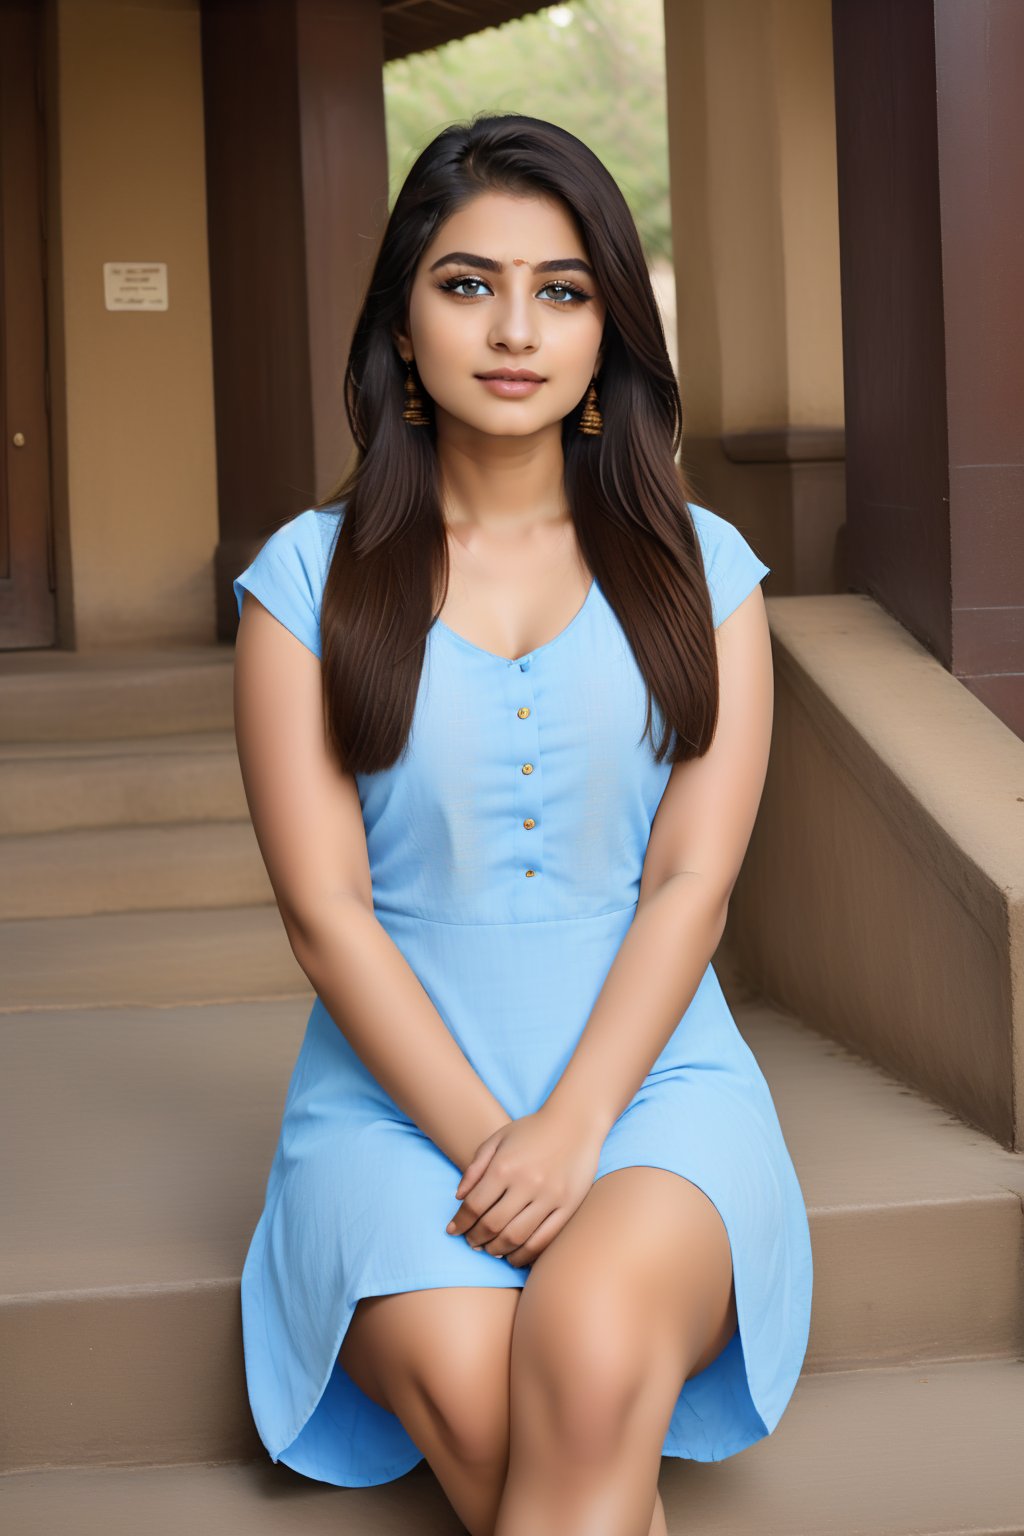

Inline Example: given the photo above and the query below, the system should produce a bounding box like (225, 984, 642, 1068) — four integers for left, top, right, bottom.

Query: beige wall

(664, 0, 844, 437)
(49, 0, 217, 648)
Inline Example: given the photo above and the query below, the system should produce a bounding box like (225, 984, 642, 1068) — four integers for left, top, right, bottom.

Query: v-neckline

(433, 578, 598, 665)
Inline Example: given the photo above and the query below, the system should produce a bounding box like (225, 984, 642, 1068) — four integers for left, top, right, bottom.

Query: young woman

(232, 112, 812, 1536)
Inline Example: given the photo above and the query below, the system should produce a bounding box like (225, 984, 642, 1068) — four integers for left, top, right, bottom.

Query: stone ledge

(731, 593, 1024, 1148)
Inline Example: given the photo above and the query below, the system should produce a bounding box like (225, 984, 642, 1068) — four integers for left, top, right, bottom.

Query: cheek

(552, 307, 604, 358)
(555, 322, 603, 383)
(416, 305, 476, 367)
(581, 306, 606, 353)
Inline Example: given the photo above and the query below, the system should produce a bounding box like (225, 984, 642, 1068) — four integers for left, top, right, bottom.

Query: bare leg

(339, 1286, 520, 1536)
(340, 1279, 674, 1536)
(492, 1167, 737, 1536)
(646, 1487, 670, 1536)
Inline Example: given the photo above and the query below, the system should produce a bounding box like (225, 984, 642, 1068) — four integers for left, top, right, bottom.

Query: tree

(384, 0, 672, 267)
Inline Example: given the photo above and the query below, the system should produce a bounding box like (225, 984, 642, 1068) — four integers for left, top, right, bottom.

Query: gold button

(523, 818, 535, 830)
(521, 763, 534, 775)
(517, 706, 530, 719)
(525, 868, 536, 877)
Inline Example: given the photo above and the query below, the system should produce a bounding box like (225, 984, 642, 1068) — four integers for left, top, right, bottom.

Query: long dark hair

(315, 111, 718, 775)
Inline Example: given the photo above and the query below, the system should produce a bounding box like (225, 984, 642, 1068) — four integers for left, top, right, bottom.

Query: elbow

(657, 869, 732, 946)
(280, 908, 317, 976)
(662, 867, 732, 913)
(712, 891, 731, 949)
(695, 877, 731, 946)
(279, 887, 374, 973)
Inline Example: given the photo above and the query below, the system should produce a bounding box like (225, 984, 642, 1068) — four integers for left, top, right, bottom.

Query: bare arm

(233, 592, 512, 1172)
(543, 585, 775, 1135)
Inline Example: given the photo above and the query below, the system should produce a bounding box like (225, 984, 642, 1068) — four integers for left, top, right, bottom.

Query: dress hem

(259, 1265, 530, 1480)
(249, 1144, 801, 1487)
(267, 1425, 776, 1491)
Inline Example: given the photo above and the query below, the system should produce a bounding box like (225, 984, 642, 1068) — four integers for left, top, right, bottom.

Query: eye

(537, 281, 591, 305)
(436, 275, 492, 299)
(435, 274, 592, 305)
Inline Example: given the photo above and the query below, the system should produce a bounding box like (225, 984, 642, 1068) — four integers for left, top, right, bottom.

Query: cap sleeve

(232, 508, 325, 658)
(689, 502, 771, 628)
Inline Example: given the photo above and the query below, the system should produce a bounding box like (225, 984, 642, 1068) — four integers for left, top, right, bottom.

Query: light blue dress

(232, 501, 813, 1488)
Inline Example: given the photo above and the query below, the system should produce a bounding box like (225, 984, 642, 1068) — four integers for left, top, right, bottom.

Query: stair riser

(0, 908, 305, 1013)
(2, 1199, 1021, 1474)
(803, 1198, 1024, 1370)
(0, 756, 246, 835)
(0, 671, 233, 744)
(0, 1285, 261, 1474)
(1, 827, 273, 920)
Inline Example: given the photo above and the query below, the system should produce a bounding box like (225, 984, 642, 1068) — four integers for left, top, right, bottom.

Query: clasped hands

(445, 1103, 607, 1268)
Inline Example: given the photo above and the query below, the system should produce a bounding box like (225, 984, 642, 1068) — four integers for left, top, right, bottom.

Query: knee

(415, 1357, 511, 1472)
(513, 1296, 649, 1463)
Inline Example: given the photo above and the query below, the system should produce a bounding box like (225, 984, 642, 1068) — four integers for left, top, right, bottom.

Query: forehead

(421, 189, 586, 263)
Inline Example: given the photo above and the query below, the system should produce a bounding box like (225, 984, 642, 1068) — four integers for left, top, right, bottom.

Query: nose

(487, 278, 540, 355)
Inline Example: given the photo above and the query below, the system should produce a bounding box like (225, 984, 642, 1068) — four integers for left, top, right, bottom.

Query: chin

(442, 404, 550, 433)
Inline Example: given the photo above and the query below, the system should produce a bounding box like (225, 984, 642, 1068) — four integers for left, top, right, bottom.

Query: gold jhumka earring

(402, 359, 431, 426)
(578, 377, 603, 435)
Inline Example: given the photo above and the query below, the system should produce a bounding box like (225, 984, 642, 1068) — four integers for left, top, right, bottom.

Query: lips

(475, 369, 545, 381)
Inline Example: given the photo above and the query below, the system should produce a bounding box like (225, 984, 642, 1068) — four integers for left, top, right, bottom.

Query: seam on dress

(370, 902, 639, 929)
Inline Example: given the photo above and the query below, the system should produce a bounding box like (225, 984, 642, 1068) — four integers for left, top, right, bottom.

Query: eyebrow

(428, 250, 596, 280)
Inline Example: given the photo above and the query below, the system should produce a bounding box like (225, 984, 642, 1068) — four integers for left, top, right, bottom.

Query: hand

(444, 1105, 606, 1267)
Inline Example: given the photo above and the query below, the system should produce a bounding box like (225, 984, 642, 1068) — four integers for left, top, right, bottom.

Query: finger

(474, 1198, 549, 1258)
(505, 1206, 568, 1267)
(454, 1133, 499, 1201)
(462, 1189, 537, 1251)
(449, 1157, 486, 1220)
(447, 1169, 509, 1238)
(454, 1164, 477, 1202)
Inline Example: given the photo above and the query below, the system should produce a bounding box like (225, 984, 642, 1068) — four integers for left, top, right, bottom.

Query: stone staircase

(2, 646, 1023, 1534)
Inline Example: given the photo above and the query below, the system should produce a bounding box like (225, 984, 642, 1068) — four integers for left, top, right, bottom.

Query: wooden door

(0, 0, 55, 649)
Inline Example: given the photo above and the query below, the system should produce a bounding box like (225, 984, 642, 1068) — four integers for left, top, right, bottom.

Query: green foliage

(384, 0, 672, 265)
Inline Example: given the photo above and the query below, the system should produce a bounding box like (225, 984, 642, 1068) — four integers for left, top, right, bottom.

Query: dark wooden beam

(832, 0, 1024, 736)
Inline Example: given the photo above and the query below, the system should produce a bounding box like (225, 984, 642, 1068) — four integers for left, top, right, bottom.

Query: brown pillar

(832, 0, 1024, 737)
(663, 0, 846, 602)
(201, 0, 389, 637)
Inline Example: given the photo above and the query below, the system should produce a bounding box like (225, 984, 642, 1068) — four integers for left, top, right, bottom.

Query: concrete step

(2, 1356, 1022, 1533)
(0, 905, 305, 1012)
(1, 820, 274, 920)
(0, 646, 234, 743)
(0, 731, 245, 834)
(2, 999, 1021, 1474)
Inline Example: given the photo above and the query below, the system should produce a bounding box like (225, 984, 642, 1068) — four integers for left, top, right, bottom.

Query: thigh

(340, 1285, 521, 1443)
(515, 1166, 737, 1392)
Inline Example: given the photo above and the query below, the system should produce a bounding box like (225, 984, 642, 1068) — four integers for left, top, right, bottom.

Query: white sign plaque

(104, 262, 168, 311)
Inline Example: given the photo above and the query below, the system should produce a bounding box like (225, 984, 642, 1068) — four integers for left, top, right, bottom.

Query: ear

(392, 326, 412, 365)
